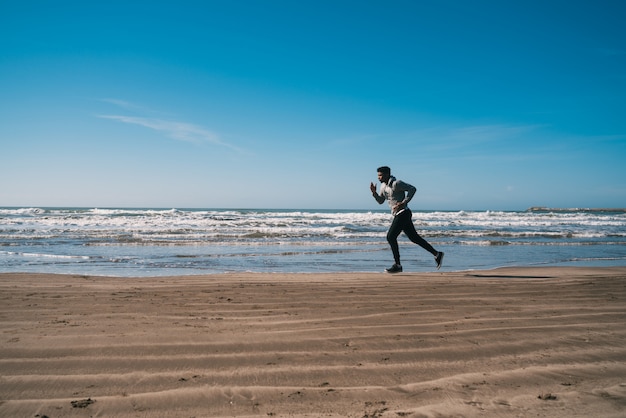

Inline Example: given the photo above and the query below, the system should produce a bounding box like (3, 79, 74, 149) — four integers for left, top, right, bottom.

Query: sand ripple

(1, 267, 625, 417)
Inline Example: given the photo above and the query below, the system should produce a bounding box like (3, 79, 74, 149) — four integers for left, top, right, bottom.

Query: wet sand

(1, 267, 625, 417)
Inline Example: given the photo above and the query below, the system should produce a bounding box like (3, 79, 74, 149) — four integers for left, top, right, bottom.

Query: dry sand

(1, 267, 625, 417)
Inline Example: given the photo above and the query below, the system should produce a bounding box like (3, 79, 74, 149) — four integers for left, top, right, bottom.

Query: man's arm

(370, 182, 385, 204)
(392, 180, 416, 212)
(399, 180, 416, 204)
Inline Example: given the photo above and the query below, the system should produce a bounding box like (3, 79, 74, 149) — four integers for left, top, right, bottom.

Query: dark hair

(377, 166, 391, 175)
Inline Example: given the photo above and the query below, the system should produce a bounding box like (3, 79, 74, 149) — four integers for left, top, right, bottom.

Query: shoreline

(2, 264, 626, 279)
(3, 207, 624, 276)
(2, 267, 625, 417)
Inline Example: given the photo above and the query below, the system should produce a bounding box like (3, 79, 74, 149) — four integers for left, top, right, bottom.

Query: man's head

(377, 166, 391, 183)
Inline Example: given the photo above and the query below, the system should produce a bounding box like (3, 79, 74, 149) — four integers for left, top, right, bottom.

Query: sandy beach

(1, 267, 625, 417)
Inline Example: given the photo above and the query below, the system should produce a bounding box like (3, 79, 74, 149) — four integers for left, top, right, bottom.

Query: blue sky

(1, 0, 625, 210)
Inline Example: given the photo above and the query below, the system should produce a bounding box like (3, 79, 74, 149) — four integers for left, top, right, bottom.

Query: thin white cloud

(99, 115, 241, 151)
(100, 115, 205, 142)
(387, 123, 563, 167)
(430, 124, 543, 145)
(99, 98, 137, 110)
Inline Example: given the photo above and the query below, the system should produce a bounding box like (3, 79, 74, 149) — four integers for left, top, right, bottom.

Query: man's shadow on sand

(467, 274, 553, 279)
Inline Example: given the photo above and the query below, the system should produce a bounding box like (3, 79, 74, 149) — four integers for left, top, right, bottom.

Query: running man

(370, 166, 444, 272)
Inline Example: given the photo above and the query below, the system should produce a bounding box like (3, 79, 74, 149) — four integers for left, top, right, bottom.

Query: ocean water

(1, 207, 625, 276)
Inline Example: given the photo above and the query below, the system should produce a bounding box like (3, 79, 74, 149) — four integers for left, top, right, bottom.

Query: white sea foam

(1, 207, 625, 275)
(1, 208, 624, 240)
(0, 251, 91, 260)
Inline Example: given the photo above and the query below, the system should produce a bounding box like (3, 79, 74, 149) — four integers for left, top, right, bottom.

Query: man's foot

(435, 252, 444, 270)
(385, 264, 403, 273)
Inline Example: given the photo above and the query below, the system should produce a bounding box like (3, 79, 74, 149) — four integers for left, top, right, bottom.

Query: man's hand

(370, 182, 377, 194)
(392, 202, 406, 212)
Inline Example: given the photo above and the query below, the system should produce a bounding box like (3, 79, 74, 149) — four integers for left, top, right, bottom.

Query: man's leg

(401, 210, 444, 269)
(387, 216, 404, 265)
(402, 218, 438, 256)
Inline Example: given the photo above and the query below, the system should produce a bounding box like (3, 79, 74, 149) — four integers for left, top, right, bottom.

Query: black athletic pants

(387, 209, 437, 265)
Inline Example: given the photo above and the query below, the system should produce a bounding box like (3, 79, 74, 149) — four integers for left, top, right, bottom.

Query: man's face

(377, 171, 390, 184)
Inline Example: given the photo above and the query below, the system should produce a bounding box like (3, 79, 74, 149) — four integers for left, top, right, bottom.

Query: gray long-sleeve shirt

(373, 176, 417, 215)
